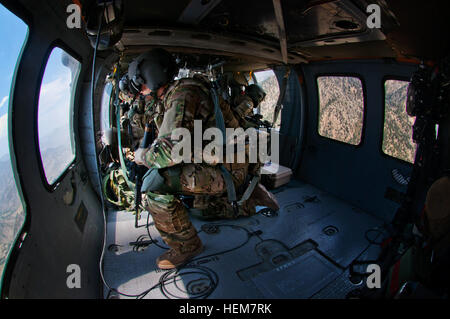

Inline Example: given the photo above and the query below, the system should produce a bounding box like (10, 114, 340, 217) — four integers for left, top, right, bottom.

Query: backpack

(102, 167, 135, 211)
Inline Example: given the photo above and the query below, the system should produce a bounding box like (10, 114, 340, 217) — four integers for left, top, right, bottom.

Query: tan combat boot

(156, 236, 204, 269)
(249, 183, 280, 211)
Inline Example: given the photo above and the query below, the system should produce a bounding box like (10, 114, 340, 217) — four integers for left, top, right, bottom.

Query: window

(317, 76, 364, 145)
(382, 79, 417, 163)
(0, 4, 28, 281)
(254, 70, 281, 129)
(37, 47, 80, 185)
(100, 82, 113, 133)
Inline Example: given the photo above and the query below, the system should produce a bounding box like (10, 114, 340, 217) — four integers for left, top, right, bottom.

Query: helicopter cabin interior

(0, 0, 449, 299)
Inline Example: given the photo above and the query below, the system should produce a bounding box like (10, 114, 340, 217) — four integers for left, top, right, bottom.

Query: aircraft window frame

(36, 44, 82, 190)
(253, 69, 281, 130)
(380, 76, 417, 164)
(0, 4, 29, 291)
(315, 73, 367, 147)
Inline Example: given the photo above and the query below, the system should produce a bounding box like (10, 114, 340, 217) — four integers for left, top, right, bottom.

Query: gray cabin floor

(102, 179, 387, 299)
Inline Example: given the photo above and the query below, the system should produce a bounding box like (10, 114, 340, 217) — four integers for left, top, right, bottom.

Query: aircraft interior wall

(297, 60, 419, 222)
(1, 0, 105, 298)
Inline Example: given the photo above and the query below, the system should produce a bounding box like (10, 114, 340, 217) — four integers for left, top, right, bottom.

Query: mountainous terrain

(317, 76, 364, 145)
(382, 80, 416, 163)
(317, 76, 415, 163)
(0, 154, 24, 276)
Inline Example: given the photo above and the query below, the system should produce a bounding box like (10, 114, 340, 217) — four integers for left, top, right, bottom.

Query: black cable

(103, 217, 255, 299)
(131, 234, 150, 252)
(142, 213, 255, 265)
(364, 227, 388, 246)
(348, 223, 390, 278)
(187, 224, 253, 264)
(158, 266, 219, 300)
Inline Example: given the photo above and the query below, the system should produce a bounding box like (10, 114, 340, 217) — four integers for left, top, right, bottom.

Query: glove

(134, 148, 149, 166)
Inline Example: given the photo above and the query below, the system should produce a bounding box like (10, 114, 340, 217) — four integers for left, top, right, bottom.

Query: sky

(0, 4, 28, 157)
(254, 70, 275, 83)
(0, 5, 28, 114)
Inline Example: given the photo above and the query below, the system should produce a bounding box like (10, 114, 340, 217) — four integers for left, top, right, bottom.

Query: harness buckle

(232, 201, 239, 218)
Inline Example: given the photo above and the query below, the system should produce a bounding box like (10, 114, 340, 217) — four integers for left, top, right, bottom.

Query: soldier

(234, 84, 267, 127)
(130, 49, 279, 269)
(218, 78, 267, 129)
(118, 73, 161, 151)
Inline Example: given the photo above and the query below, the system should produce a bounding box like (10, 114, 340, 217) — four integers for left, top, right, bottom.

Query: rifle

(134, 123, 154, 228)
(245, 114, 272, 130)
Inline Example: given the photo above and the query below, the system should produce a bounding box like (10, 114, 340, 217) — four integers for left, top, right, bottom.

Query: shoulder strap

(209, 82, 241, 216)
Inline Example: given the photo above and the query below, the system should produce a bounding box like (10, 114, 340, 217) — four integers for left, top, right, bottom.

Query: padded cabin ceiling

(83, 0, 448, 64)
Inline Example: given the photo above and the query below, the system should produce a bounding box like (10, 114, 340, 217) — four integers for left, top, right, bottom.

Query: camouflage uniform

(142, 77, 257, 253)
(120, 93, 163, 150)
(218, 94, 254, 129)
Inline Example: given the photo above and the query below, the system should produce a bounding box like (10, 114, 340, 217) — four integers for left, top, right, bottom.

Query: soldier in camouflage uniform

(118, 74, 162, 149)
(234, 84, 267, 128)
(130, 49, 278, 269)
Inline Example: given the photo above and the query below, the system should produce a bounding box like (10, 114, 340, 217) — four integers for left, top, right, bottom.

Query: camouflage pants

(145, 163, 257, 252)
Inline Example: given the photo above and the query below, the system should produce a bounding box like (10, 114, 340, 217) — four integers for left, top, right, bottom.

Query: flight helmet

(128, 49, 178, 93)
(119, 74, 131, 93)
(246, 84, 266, 106)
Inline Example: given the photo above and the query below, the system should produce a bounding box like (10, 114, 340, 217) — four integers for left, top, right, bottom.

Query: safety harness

(139, 76, 260, 216)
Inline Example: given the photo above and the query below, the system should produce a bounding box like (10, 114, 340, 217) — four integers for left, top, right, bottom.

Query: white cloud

(39, 72, 71, 112)
(0, 96, 8, 109)
(38, 72, 72, 137)
(255, 70, 275, 83)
